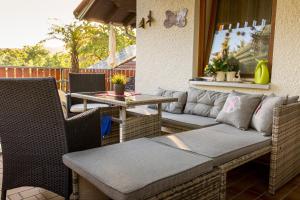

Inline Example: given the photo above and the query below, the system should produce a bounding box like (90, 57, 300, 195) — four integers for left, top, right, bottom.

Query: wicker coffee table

(71, 92, 177, 143)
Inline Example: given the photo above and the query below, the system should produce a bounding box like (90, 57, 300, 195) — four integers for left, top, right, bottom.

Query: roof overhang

(74, 0, 136, 27)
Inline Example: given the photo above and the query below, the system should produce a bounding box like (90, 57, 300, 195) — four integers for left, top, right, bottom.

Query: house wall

(136, 0, 199, 93)
(136, 0, 300, 96)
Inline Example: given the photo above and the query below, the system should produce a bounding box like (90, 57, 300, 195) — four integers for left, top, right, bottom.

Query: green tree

(45, 52, 70, 68)
(23, 44, 49, 66)
(47, 21, 136, 70)
(0, 48, 27, 66)
(0, 20, 136, 69)
(47, 21, 96, 72)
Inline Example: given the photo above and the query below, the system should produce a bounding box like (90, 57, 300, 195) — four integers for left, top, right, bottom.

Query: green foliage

(46, 21, 136, 71)
(111, 74, 128, 85)
(0, 44, 70, 67)
(0, 20, 136, 69)
(206, 36, 239, 76)
(204, 64, 216, 76)
(79, 24, 135, 68)
(227, 56, 240, 72)
(0, 48, 27, 66)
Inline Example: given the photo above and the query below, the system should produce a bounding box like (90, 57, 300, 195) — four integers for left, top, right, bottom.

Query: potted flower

(208, 55, 227, 82)
(204, 64, 216, 78)
(111, 74, 128, 95)
(226, 56, 240, 82)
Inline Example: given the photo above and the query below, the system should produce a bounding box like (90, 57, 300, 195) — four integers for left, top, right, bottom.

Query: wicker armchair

(0, 78, 102, 200)
(66, 73, 108, 117)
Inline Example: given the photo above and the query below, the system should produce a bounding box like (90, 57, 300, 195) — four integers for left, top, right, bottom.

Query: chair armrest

(65, 108, 101, 152)
(65, 93, 72, 113)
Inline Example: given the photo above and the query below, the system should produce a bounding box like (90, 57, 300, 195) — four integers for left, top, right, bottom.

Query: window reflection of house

(208, 0, 274, 77)
(233, 25, 271, 75)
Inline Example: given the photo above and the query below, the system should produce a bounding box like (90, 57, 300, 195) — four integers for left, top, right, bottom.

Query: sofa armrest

(65, 108, 101, 152)
(272, 102, 300, 142)
(269, 102, 300, 193)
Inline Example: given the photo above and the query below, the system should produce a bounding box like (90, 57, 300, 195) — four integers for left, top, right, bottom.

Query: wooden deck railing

(0, 66, 135, 92)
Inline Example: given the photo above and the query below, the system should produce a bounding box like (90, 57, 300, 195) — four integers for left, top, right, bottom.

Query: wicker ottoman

(63, 138, 220, 200)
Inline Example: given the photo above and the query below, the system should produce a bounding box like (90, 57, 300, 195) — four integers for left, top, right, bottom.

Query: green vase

(254, 60, 270, 84)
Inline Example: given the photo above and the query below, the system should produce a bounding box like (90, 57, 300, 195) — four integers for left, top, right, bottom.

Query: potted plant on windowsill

(226, 56, 240, 82)
(111, 74, 128, 95)
(206, 55, 227, 82)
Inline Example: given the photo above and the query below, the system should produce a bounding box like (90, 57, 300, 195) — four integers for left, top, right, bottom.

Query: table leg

(119, 107, 127, 143)
(157, 103, 162, 131)
(157, 103, 162, 117)
(83, 99, 87, 111)
(72, 171, 79, 200)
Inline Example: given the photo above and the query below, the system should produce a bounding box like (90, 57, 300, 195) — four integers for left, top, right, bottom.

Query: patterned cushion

(184, 88, 229, 118)
(216, 92, 263, 130)
(149, 88, 187, 114)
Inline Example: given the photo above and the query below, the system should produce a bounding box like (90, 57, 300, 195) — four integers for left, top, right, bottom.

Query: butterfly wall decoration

(164, 8, 188, 28)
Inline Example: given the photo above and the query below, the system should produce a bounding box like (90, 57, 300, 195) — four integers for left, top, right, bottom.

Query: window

(199, 0, 277, 78)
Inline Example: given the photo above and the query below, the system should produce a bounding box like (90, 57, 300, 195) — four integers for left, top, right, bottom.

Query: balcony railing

(0, 66, 135, 92)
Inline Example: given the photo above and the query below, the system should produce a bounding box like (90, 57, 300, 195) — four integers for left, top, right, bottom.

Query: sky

(0, 0, 82, 49)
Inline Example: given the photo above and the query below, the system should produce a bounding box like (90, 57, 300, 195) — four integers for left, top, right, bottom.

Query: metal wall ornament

(146, 10, 153, 27)
(139, 18, 145, 29)
(164, 8, 188, 28)
(139, 11, 153, 29)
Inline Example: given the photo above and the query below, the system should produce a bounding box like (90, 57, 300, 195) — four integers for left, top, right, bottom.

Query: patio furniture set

(0, 75, 299, 200)
(64, 84, 300, 199)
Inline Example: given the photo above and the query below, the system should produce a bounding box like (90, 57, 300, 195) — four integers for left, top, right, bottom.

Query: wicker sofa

(63, 87, 300, 200)
(127, 88, 300, 199)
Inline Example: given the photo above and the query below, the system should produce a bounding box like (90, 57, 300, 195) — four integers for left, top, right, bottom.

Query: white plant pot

(216, 71, 226, 82)
(226, 71, 237, 82)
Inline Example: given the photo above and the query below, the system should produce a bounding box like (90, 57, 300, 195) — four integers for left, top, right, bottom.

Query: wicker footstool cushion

(63, 138, 214, 200)
(152, 124, 271, 166)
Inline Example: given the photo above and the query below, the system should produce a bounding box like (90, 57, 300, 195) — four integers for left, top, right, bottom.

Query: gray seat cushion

(128, 106, 219, 129)
(184, 87, 229, 118)
(70, 103, 109, 113)
(63, 138, 213, 200)
(152, 124, 271, 166)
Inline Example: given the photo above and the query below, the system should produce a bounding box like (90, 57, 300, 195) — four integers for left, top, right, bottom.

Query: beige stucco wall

(136, 0, 199, 93)
(136, 0, 300, 96)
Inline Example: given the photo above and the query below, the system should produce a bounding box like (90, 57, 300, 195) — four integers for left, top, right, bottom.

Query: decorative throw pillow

(216, 92, 263, 130)
(149, 88, 187, 114)
(251, 94, 285, 136)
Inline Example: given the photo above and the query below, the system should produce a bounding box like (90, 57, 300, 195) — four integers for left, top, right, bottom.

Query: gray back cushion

(216, 92, 263, 130)
(149, 88, 187, 114)
(251, 94, 285, 135)
(184, 87, 229, 118)
(286, 96, 299, 104)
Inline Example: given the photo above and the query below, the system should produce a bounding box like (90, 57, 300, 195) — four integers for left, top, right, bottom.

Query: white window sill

(189, 81, 271, 90)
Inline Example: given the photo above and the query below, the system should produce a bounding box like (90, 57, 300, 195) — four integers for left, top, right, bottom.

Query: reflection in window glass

(210, 21, 271, 75)
(208, 0, 274, 77)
